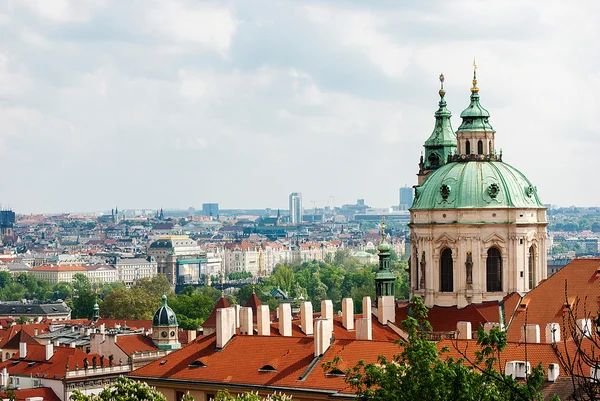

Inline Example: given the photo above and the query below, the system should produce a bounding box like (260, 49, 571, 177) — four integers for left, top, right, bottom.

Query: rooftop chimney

(53, 339, 60, 347)
(547, 363, 559, 382)
(0, 367, 8, 387)
(19, 342, 27, 358)
(300, 302, 313, 335)
(187, 329, 197, 342)
(483, 322, 502, 334)
(321, 300, 333, 320)
(341, 298, 354, 330)
(45, 343, 54, 361)
(362, 296, 372, 318)
(377, 295, 395, 326)
(456, 321, 472, 340)
(216, 307, 235, 349)
(34, 328, 38, 336)
(278, 303, 292, 337)
(99, 324, 105, 334)
(545, 323, 560, 343)
(314, 318, 332, 357)
(240, 307, 253, 335)
(576, 318, 592, 338)
(257, 305, 270, 336)
(233, 304, 241, 329)
(522, 324, 540, 343)
(356, 317, 372, 340)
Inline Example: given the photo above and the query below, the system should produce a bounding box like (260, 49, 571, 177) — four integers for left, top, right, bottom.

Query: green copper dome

(457, 72, 494, 132)
(152, 295, 178, 327)
(412, 161, 543, 210)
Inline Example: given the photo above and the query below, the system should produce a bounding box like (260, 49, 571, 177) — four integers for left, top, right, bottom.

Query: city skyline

(1, 1, 599, 213)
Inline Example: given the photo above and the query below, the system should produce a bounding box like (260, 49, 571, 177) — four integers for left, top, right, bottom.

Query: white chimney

(522, 324, 540, 343)
(576, 318, 592, 338)
(239, 307, 253, 335)
(53, 339, 60, 347)
(356, 317, 372, 340)
(362, 296, 372, 318)
(33, 328, 38, 336)
(278, 303, 292, 337)
(505, 361, 516, 378)
(187, 329, 197, 342)
(45, 343, 54, 360)
(300, 302, 313, 335)
(547, 363, 559, 382)
(233, 304, 241, 329)
(341, 298, 354, 330)
(515, 361, 530, 379)
(377, 296, 395, 326)
(591, 366, 600, 383)
(0, 367, 8, 387)
(545, 323, 560, 343)
(99, 324, 105, 334)
(314, 318, 332, 357)
(483, 322, 502, 334)
(456, 321, 472, 340)
(19, 342, 27, 358)
(70, 342, 75, 348)
(257, 305, 270, 336)
(321, 300, 333, 320)
(216, 307, 235, 349)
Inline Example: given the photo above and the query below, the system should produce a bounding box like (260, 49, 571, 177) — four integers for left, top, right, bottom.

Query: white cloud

(18, 0, 106, 22)
(144, 1, 238, 56)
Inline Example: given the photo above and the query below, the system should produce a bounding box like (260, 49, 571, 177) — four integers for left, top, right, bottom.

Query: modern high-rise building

(289, 192, 303, 224)
(399, 187, 413, 210)
(202, 203, 219, 217)
(0, 210, 15, 243)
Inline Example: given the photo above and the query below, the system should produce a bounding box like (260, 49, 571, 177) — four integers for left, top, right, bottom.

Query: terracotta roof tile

(202, 298, 230, 328)
(116, 334, 159, 356)
(0, 387, 61, 401)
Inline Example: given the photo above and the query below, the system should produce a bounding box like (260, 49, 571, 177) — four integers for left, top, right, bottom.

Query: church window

(486, 248, 502, 292)
(489, 140, 492, 153)
(440, 248, 453, 292)
(466, 140, 471, 154)
(477, 140, 483, 154)
(528, 246, 536, 290)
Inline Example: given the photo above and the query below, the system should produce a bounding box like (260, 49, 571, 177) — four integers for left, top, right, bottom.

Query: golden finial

(471, 58, 479, 93)
(381, 216, 386, 238)
(439, 73, 445, 96)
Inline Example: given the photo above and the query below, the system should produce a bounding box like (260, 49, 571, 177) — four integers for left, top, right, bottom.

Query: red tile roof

(202, 297, 230, 328)
(116, 334, 159, 356)
(31, 265, 88, 272)
(506, 258, 600, 342)
(3, 328, 38, 350)
(0, 387, 61, 401)
(0, 344, 107, 380)
(131, 334, 399, 395)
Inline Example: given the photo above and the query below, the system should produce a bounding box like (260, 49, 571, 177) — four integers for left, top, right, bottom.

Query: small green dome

(412, 161, 543, 210)
(377, 239, 391, 253)
(152, 295, 178, 327)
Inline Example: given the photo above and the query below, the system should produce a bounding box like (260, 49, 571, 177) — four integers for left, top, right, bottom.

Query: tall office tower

(202, 203, 219, 217)
(399, 187, 413, 210)
(289, 192, 303, 224)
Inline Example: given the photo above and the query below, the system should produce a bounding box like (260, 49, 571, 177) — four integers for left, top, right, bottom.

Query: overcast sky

(0, 0, 598, 214)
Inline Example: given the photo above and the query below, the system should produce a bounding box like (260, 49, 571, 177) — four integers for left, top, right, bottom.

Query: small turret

(92, 303, 100, 323)
(375, 217, 395, 304)
(418, 74, 457, 185)
(152, 295, 180, 350)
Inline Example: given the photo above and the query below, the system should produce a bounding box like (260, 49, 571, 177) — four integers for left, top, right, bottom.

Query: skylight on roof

(159, 360, 167, 365)
(188, 360, 207, 368)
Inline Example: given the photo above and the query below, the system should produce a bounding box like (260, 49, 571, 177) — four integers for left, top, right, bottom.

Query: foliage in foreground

(324, 296, 548, 401)
(214, 389, 291, 400)
(70, 376, 167, 400)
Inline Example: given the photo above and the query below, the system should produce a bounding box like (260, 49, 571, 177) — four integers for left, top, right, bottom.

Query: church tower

(410, 67, 547, 308)
(152, 295, 181, 350)
(417, 74, 457, 185)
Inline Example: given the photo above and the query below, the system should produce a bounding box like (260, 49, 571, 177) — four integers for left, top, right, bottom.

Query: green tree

(270, 265, 294, 295)
(214, 390, 291, 401)
(324, 296, 546, 401)
(135, 275, 174, 298)
(197, 286, 222, 303)
(70, 377, 167, 401)
(100, 287, 159, 320)
(72, 274, 97, 319)
(52, 282, 74, 300)
(0, 271, 11, 288)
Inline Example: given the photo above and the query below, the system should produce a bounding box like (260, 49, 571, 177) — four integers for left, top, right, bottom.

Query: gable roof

(202, 297, 230, 328)
(3, 328, 38, 349)
(116, 334, 158, 356)
(505, 258, 600, 342)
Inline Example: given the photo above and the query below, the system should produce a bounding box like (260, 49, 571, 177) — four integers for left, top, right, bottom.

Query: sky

(0, 0, 599, 214)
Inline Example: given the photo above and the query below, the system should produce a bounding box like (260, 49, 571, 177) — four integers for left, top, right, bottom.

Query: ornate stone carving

(419, 251, 426, 289)
(465, 251, 473, 285)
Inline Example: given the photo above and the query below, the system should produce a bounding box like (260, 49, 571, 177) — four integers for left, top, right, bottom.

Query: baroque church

(409, 68, 548, 308)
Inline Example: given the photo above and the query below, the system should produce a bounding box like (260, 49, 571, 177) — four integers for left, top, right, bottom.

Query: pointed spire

(471, 58, 479, 93)
(458, 60, 494, 133)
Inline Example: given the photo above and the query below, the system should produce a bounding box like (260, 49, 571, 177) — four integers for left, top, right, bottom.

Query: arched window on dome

(528, 245, 536, 290)
(486, 247, 502, 292)
(477, 140, 483, 155)
(440, 248, 453, 292)
(465, 140, 471, 155)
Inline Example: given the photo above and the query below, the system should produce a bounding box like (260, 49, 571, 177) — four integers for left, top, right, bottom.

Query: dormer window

(258, 364, 277, 373)
(326, 368, 346, 377)
(189, 360, 207, 368)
